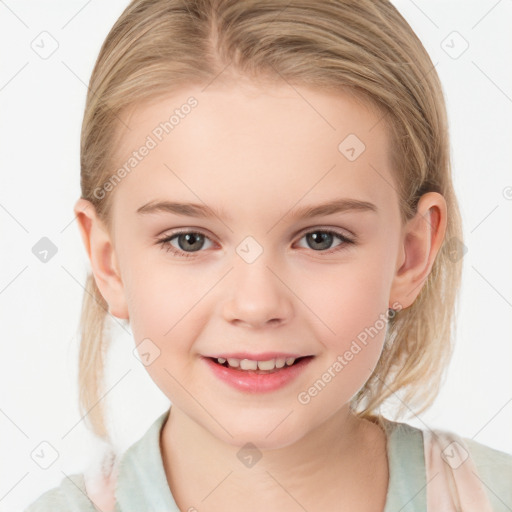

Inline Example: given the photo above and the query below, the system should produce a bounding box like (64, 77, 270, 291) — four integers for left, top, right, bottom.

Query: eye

(157, 230, 214, 257)
(156, 228, 355, 258)
(295, 229, 354, 253)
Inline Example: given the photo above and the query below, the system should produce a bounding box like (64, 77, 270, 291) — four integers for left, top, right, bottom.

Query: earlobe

(389, 192, 447, 309)
(73, 198, 129, 320)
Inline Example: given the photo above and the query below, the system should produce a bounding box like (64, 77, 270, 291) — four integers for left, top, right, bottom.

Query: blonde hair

(78, 0, 463, 441)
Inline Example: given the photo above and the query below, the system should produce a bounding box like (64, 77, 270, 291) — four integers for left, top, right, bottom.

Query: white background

(1, 1, 511, 510)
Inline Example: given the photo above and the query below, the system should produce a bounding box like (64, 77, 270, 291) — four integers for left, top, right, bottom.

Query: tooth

(257, 359, 276, 370)
(240, 359, 258, 370)
(223, 357, 297, 370)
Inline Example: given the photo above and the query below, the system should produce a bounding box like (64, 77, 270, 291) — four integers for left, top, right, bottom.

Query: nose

(221, 252, 294, 329)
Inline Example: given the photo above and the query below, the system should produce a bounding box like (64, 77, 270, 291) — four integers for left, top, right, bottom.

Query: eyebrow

(136, 198, 378, 220)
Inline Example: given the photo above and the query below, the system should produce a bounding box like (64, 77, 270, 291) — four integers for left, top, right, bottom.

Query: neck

(160, 404, 388, 511)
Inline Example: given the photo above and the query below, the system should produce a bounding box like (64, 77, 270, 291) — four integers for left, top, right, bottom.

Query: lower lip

(202, 356, 314, 393)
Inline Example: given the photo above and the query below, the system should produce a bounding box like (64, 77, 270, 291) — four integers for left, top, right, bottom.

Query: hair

(77, 0, 463, 442)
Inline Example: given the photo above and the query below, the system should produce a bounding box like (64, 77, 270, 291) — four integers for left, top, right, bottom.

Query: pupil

(308, 232, 332, 250)
(179, 233, 203, 251)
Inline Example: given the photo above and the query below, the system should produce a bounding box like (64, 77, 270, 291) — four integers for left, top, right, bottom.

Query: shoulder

(23, 473, 99, 512)
(401, 419, 512, 509)
(378, 416, 425, 457)
(462, 435, 512, 502)
(379, 417, 512, 510)
(462, 435, 512, 468)
(23, 410, 172, 512)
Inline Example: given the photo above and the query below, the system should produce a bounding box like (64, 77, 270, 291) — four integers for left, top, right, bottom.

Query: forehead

(110, 82, 395, 220)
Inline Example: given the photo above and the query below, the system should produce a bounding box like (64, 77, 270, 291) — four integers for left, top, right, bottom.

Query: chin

(212, 415, 307, 451)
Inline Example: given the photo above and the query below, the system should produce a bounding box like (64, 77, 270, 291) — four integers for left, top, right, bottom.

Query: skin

(75, 79, 447, 511)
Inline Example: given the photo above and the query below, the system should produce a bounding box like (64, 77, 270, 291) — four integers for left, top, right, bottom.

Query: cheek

(293, 256, 391, 388)
(295, 267, 390, 415)
(124, 257, 210, 361)
(124, 261, 208, 398)
(298, 258, 391, 340)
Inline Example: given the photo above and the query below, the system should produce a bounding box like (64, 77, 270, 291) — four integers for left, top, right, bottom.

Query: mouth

(206, 355, 314, 374)
(202, 354, 316, 393)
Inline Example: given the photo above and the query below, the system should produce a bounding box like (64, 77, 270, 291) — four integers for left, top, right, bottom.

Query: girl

(24, 0, 512, 511)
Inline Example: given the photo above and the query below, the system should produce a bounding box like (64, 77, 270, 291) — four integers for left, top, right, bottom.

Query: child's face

(103, 81, 405, 447)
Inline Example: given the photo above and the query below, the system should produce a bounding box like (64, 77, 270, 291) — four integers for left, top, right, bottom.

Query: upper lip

(203, 352, 313, 360)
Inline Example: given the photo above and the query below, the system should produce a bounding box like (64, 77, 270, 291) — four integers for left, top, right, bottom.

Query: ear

(389, 192, 447, 310)
(74, 198, 129, 320)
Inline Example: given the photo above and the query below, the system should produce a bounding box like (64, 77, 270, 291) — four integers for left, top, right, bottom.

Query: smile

(213, 356, 306, 372)
(202, 355, 315, 392)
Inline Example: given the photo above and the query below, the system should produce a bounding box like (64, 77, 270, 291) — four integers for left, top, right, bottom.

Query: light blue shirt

(24, 407, 512, 511)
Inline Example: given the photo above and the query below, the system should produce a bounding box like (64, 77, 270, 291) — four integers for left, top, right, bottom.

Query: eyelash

(156, 228, 355, 258)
